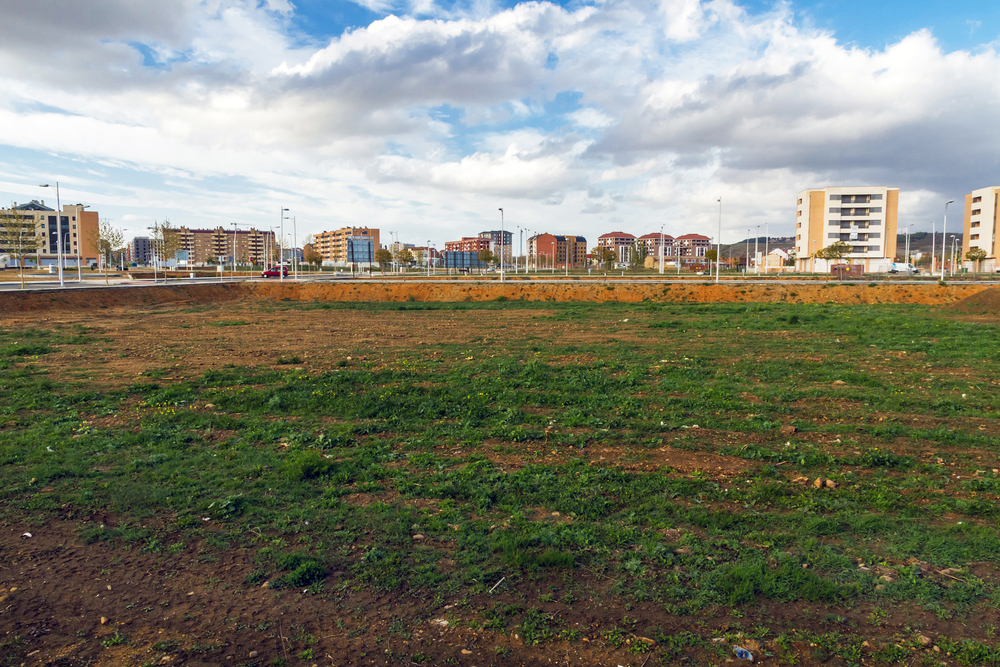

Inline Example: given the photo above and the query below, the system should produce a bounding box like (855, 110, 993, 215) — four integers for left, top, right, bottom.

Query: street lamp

(941, 200, 954, 280)
(498, 208, 505, 282)
(754, 225, 760, 274)
(38, 183, 64, 287)
(279, 207, 289, 282)
(763, 222, 769, 275)
(904, 223, 913, 271)
(427, 239, 431, 278)
(951, 236, 959, 276)
(716, 197, 722, 283)
(930, 220, 936, 274)
(74, 204, 88, 282)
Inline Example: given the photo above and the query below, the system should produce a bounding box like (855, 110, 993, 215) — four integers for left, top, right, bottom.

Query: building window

(870, 207, 882, 213)
(829, 207, 840, 213)
(972, 209, 981, 216)
(870, 220, 881, 225)
(829, 195, 841, 200)
(971, 234, 980, 240)
(972, 221, 980, 228)
(797, 211, 802, 217)
(828, 220, 839, 226)
(973, 196, 982, 203)
(871, 194, 882, 200)
(797, 198, 803, 204)
(828, 233, 840, 239)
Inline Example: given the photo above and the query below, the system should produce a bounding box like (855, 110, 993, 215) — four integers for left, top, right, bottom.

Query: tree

(87, 219, 125, 285)
(0, 204, 44, 289)
(374, 248, 393, 271)
(591, 246, 614, 270)
(478, 249, 495, 274)
(302, 235, 323, 271)
(398, 248, 414, 266)
(815, 241, 852, 279)
(149, 219, 180, 267)
(966, 247, 988, 274)
(705, 248, 718, 263)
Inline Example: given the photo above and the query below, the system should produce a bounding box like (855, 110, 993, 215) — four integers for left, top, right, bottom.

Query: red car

(261, 266, 288, 278)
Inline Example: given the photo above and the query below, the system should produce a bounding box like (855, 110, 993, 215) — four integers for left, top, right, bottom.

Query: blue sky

(1, 0, 998, 249)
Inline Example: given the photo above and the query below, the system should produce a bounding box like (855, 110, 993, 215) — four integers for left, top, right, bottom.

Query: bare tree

(0, 203, 44, 289)
(87, 219, 125, 285)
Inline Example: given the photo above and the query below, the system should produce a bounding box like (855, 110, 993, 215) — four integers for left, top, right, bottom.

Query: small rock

(933, 646, 941, 653)
(918, 634, 932, 646)
(107, 585, 112, 590)
(431, 618, 448, 627)
(461, 649, 472, 655)
(880, 575, 894, 583)
(832, 380, 847, 386)
(674, 546, 692, 555)
(824, 479, 837, 490)
(412, 534, 425, 541)
(100, 617, 108, 625)
(779, 425, 797, 435)
(637, 636, 656, 645)
(159, 657, 174, 665)
(249, 651, 259, 659)
(204, 403, 216, 409)
(792, 476, 809, 484)
(875, 584, 885, 591)
(813, 477, 825, 488)
(261, 581, 269, 589)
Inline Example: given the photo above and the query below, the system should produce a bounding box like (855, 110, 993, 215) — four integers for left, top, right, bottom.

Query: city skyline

(1, 0, 998, 247)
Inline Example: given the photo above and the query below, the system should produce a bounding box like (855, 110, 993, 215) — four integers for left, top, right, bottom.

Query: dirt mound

(947, 287, 1000, 314)
(0, 280, 995, 312)
(0, 283, 247, 312)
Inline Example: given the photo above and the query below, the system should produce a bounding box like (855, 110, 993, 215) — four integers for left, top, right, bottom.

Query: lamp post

(904, 223, 913, 271)
(659, 225, 665, 275)
(498, 208, 505, 282)
(754, 225, 760, 274)
(763, 222, 769, 274)
(279, 208, 289, 282)
(951, 236, 958, 276)
(427, 239, 431, 278)
(38, 183, 64, 287)
(232, 223, 237, 282)
(941, 200, 954, 280)
(551, 239, 556, 274)
(293, 216, 298, 280)
(930, 220, 935, 274)
(716, 197, 722, 283)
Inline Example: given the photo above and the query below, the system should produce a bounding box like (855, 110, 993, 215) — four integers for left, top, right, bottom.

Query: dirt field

(1, 287, 998, 667)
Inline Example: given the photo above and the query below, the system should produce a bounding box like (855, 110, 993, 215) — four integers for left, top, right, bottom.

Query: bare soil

(0, 287, 998, 666)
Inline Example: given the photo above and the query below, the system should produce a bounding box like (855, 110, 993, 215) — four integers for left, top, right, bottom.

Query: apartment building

(963, 186, 999, 271)
(0, 200, 98, 266)
(637, 232, 675, 260)
(597, 232, 636, 264)
(444, 236, 493, 254)
(527, 233, 587, 268)
(313, 227, 380, 264)
(675, 234, 711, 261)
(478, 230, 513, 264)
(794, 186, 899, 271)
(172, 227, 274, 265)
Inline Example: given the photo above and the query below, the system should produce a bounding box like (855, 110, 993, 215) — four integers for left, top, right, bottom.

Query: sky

(1, 0, 998, 249)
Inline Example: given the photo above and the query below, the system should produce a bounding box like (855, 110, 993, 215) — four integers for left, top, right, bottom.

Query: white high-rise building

(963, 186, 999, 272)
(794, 186, 899, 272)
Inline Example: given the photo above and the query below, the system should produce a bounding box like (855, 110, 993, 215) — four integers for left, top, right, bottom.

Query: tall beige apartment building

(795, 186, 899, 271)
(313, 227, 380, 264)
(0, 200, 99, 266)
(963, 186, 999, 272)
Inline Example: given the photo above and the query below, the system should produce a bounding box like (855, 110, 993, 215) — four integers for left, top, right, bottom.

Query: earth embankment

(0, 280, 995, 312)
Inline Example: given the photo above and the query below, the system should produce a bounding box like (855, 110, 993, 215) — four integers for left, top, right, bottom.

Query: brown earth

(0, 280, 997, 313)
(1, 287, 998, 667)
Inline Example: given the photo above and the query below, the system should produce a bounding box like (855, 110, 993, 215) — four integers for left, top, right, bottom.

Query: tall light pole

(763, 222, 769, 274)
(754, 225, 760, 274)
(659, 225, 665, 275)
(38, 183, 64, 287)
(716, 197, 722, 283)
(293, 216, 298, 280)
(745, 228, 750, 275)
(498, 208, 505, 282)
(279, 207, 289, 282)
(930, 220, 936, 274)
(951, 236, 958, 276)
(904, 223, 913, 270)
(941, 200, 954, 280)
(427, 239, 431, 278)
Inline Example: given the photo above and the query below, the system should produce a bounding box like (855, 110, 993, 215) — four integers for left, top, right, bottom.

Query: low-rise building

(597, 231, 636, 264)
(527, 233, 587, 269)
